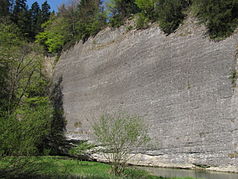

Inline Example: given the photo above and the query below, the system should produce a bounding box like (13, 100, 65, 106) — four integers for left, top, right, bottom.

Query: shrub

(92, 113, 150, 175)
(135, 0, 157, 20)
(107, 0, 140, 27)
(193, 0, 238, 39)
(109, 14, 124, 28)
(135, 13, 150, 29)
(155, 0, 190, 34)
(0, 97, 53, 156)
(69, 141, 95, 158)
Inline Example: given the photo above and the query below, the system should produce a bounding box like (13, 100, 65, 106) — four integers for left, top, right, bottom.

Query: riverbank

(0, 156, 197, 179)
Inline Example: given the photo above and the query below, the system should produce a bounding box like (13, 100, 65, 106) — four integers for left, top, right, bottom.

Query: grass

(0, 156, 198, 179)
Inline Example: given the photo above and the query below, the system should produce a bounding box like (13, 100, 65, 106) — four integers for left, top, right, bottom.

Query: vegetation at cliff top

(1, 0, 238, 55)
(35, 0, 238, 54)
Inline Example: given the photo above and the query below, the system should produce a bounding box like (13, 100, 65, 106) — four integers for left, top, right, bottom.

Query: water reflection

(138, 167, 238, 179)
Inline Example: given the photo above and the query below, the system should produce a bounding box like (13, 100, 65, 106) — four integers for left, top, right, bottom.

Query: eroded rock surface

(54, 18, 238, 171)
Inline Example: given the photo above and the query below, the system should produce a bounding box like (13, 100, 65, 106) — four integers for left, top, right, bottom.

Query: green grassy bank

(0, 156, 198, 179)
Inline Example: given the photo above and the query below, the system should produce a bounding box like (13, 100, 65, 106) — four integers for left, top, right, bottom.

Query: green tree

(0, 19, 55, 157)
(135, 0, 157, 20)
(93, 113, 150, 175)
(29, 2, 42, 39)
(108, 0, 139, 18)
(0, 11, 66, 158)
(0, 0, 11, 17)
(107, 0, 139, 27)
(155, 0, 190, 34)
(75, 0, 106, 41)
(58, 1, 80, 41)
(194, 0, 238, 38)
(37, 0, 106, 53)
(41, 1, 51, 24)
(36, 15, 71, 53)
(0, 97, 53, 156)
(12, 0, 31, 37)
(0, 19, 23, 115)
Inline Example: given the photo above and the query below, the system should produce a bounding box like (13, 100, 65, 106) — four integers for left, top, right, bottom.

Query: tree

(93, 113, 150, 175)
(135, 0, 157, 19)
(0, 97, 53, 156)
(0, 0, 11, 17)
(108, 0, 139, 18)
(0, 19, 55, 157)
(12, 0, 31, 37)
(36, 15, 71, 53)
(107, 0, 139, 27)
(0, 8, 67, 159)
(193, 0, 238, 38)
(37, 0, 106, 53)
(41, 1, 51, 24)
(75, 0, 106, 41)
(58, 0, 80, 39)
(29, 2, 41, 39)
(0, 19, 23, 115)
(155, 0, 190, 34)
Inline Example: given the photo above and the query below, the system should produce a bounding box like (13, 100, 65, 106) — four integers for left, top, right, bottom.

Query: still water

(138, 167, 238, 179)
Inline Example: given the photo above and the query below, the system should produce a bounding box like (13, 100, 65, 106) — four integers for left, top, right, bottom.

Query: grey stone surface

(54, 17, 238, 171)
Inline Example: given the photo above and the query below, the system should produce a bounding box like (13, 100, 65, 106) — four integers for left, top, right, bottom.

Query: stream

(138, 166, 238, 179)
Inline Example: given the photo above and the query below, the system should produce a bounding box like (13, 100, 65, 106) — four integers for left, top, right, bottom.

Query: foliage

(135, 12, 150, 29)
(93, 113, 150, 175)
(109, 14, 124, 28)
(0, 19, 65, 157)
(0, 0, 11, 17)
(107, 0, 139, 27)
(11, 0, 31, 38)
(155, 0, 190, 34)
(193, 0, 238, 39)
(0, 19, 38, 114)
(229, 70, 238, 88)
(36, 15, 71, 53)
(0, 20, 22, 116)
(37, 0, 106, 53)
(0, 0, 52, 40)
(29, 2, 42, 39)
(75, 0, 106, 42)
(0, 157, 44, 178)
(0, 23, 47, 113)
(41, 1, 51, 24)
(135, 0, 157, 20)
(68, 141, 95, 157)
(0, 97, 53, 156)
(34, 0, 238, 53)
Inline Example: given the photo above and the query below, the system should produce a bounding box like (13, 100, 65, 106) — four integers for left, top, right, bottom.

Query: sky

(27, 0, 68, 12)
(27, 0, 107, 12)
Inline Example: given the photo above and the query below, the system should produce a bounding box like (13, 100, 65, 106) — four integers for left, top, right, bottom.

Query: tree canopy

(0, 1, 65, 157)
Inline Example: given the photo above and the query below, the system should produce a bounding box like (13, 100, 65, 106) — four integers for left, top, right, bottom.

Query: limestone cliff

(54, 17, 238, 172)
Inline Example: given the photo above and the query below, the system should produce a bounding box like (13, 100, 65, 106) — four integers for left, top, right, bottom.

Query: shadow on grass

(0, 156, 111, 179)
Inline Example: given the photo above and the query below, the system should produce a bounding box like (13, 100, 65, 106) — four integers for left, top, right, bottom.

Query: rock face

(54, 18, 238, 171)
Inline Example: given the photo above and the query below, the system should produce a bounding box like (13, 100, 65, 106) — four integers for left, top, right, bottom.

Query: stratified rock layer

(54, 18, 238, 171)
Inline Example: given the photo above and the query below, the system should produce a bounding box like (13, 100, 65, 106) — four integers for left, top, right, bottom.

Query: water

(138, 166, 238, 179)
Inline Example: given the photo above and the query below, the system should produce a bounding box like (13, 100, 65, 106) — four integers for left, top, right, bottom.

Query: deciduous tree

(93, 113, 150, 175)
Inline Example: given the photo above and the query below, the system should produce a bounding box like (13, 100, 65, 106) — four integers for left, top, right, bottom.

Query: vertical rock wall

(54, 18, 238, 171)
